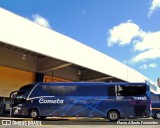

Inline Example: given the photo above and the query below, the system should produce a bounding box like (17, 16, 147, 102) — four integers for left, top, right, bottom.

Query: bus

(10, 82, 151, 121)
(151, 94, 160, 119)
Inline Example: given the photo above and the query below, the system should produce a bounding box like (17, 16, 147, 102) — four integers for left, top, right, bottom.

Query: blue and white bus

(10, 82, 151, 121)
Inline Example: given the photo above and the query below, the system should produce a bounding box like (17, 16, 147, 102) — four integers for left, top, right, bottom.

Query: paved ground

(0, 117, 160, 128)
(0, 125, 159, 128)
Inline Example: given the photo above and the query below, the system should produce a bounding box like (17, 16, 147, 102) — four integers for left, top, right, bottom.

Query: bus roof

(33, 82, 147, 86)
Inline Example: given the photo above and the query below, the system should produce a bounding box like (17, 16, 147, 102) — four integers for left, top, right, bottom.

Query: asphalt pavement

(0, 117, 160, 128)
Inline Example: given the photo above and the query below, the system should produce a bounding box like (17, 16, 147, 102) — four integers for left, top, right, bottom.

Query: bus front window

(11, 84, 34, 105)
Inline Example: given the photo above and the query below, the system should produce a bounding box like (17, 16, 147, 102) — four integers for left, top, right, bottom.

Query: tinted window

(17, 84, 34, 98)
(29, 85, 107, 97)
(30, 85, 49, 97)
(117, 84, 147, 96)
(69, 85, 106, 96)
(107, 86, 116, 96)
(30, 84, 147, 97)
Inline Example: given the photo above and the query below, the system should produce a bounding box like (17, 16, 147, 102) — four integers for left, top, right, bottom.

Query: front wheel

(107, 110, 120, 121)
(155, 112, 160, 119)
(29, 109, 39, 119)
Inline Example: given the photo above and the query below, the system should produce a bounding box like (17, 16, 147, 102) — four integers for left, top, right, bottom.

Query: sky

(0, 0, 160, 83)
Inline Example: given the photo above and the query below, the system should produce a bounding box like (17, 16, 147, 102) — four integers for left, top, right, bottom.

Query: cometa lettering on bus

(39, 98, 64, 104)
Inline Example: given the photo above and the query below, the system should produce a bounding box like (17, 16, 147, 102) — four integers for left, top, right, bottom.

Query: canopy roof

(0, 7, 148, 83)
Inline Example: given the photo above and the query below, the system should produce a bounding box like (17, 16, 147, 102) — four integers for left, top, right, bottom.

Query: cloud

(130, 31, 160, 63)
(107, 20, 160, 64)
(140, 63, 157, 69)
(107, 20, 145, 47)
(131, 49, 160, 62)
(32, 14, 52, 29)
(140, 64, 148, 69)
(149, 63, 157, 68)
(134, 31, 160, 51)
(148, 0, 160, 17)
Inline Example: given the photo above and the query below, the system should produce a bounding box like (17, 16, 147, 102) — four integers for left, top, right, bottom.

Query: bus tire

(107, 110, 120, 122)
(155, 112, 160, 119)
(29, 109, 39, 119)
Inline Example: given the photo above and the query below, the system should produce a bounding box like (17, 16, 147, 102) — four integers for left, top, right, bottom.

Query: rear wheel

(108, 110, 120, 121)
(29, 109, 39, 119)
(155, 112, 160, 119)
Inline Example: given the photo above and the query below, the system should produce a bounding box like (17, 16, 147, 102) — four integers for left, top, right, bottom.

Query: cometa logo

(39, 98, 64, 104)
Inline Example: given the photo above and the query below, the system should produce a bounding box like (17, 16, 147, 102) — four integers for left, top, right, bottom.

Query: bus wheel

(108, 110, 120, 121)
(155, 112, 160, 119)
(29, 109, 39, 119)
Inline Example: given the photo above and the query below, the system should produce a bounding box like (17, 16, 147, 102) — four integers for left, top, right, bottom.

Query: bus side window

(107, 86, 116, 96)
(29, 85, 44, 98)
(117, 84, 147, 96)
(117, 85, 134, 96)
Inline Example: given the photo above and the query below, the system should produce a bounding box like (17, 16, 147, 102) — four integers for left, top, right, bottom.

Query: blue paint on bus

(10, 82, 151, 121)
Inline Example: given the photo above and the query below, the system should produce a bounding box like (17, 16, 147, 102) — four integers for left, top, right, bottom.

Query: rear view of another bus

(151, 94, 160, 119)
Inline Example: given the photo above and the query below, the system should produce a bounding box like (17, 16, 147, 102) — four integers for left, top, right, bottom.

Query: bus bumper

(12, 106, 28, 117)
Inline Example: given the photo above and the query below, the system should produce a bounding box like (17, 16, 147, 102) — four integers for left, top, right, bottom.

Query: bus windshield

(16, 84, 34, 98)
(11, 84, 35, 103)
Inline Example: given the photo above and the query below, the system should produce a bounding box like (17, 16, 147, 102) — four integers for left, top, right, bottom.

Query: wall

(0, 66, 72, 97)
(0, 66, 35, 97)
(43, 75, 71, 82)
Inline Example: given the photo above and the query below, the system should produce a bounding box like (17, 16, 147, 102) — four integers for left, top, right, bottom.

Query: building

(0, 7, 159, 97)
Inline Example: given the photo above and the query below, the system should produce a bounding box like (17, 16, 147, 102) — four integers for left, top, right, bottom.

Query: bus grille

(134, 105, 147, 116)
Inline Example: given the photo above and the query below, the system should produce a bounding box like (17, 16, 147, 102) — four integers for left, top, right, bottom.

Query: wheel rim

(31, 110, 38, 118)
(156, 112, 160, 119)
(109, 112, 118, 120)
(108, 111, 119, 121)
